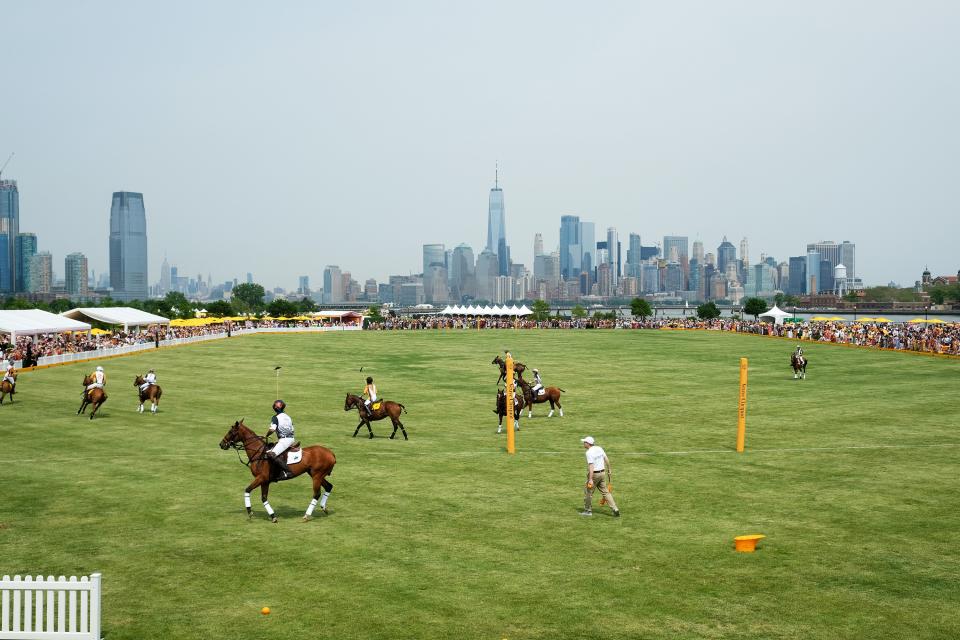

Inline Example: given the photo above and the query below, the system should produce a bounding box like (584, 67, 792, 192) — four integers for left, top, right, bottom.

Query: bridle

(226, 429, 270, 468)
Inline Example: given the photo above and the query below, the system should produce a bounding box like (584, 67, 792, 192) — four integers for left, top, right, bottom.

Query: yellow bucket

(734, 534, 766, 552)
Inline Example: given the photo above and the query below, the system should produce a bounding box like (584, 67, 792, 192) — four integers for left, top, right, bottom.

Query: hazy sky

(2, 1, 958, 290)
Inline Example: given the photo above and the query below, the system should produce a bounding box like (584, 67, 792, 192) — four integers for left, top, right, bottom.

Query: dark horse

(219, 420, 336, 522)
(78, 374, 107, 420)
(492, 355, 526, 384)
(494, 387, 524, 432)
(791, 354, 808, 379)
(0, 373, 16, 405)
(515, 377, 565, 418)
(134, 375, 162, 414)
(344, 393, 408, 440)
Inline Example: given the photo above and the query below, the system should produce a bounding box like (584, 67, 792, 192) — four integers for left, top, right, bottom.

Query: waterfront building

(28, 251, 52, 293)
(65, 252, 89, 297)
(323, 265, 343, 303)
(15, 232, 37, 293)
(486, 168, 509, 276)
(606, 227, 619, 286)
(422, 243, 445, 276)
(559, 215, 581, 280)
(109, 191, 148, 301)
(0, 179, 19, 293)
(717, 237, 736, 276)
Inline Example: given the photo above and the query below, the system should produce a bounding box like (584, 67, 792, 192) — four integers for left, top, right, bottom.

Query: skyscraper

(579, 221, 595, 287)
(559, 215, 581, 280)
(533, 233, 543, 258)
(450, 243, 476, 301)
(739, 237, 750, 267)
(625, 233, 642, 278)
(717, 237, 736, 276)
(65, 252, 89, 297)
(606, 227, 619, 287)
(692, 240, 705, 264)
(422, 243, 445, 275)
(0, 179, 19, 293)
(663, 236, 689, 263)
(806, 250, 821, 294)
(28, 251, 52, 294)
(485, 167, 509, 276)
(475, 250, 499, 302)
(109, 191, 148, 301)
(15, 232, 37, 293)
(323, 265, 343, 303)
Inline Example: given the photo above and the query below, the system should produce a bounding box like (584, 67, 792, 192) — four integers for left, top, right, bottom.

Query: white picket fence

(0, 574, 101, 639)
(27, 324, 362, 368)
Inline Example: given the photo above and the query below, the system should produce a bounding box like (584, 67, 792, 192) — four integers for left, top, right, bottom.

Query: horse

(791, 354, 808, 379)
(492, 356, 527, 384)
(78, 374, 107, 420)
(515, 377, 565, 418)
(0, 373, 16, 405)
(344, 393, 408, 440)
(134, 375, 162, 414)
(494, 387, 523, 433)
(219, 420, 336, 523)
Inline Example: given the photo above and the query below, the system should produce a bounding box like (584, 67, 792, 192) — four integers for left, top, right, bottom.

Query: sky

(2, 0, 958, 291)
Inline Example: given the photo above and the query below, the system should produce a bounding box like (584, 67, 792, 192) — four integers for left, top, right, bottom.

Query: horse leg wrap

(262, 500, 275, 517)
(319, 491, 331, 509)
(321, 479, 333, 492)
(559, 408, 564, 417)
(306, 498, 319, 517)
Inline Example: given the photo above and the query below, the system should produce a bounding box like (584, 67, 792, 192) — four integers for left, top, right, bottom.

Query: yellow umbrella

(810, 316, 830, 321)
(858, 317, 876, 323)
(927, 318, 946, 324)
(908, 318, 927, 324)
(828, 316, 845, 322)
(90, 328, 112, 336)
(873, 317, 891, 323)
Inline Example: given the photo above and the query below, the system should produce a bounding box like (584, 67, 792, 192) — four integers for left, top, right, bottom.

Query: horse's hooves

(302, 515, 312, 522)
(271, 517, 278, 524)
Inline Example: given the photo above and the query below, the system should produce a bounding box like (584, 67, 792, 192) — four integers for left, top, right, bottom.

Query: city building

(533, 233, 543, 257)
(717, 237, 736, 276)
(486, 167, 509, 276)
(579, 221, 595, 289)
(298, 275, 310, 296)
(422, 243, 445, 276)
(475, 249, 499, 302)
(606, 227, 619, 286)
(449, 243, 476, 301)
(28, 251, 52, 293)
(323, 265, 343, 303)
(424, 263, 449, 304)
(109, 191, 148, 301)
(15, 232, 37, 293)
(625, 233, 642, 278)
(65, 252, 89, 298)
(806, 250, 821, 294)
(0, 179, 19, 293)
(788, 256, 806, 295)
(559, 215, 581, 280)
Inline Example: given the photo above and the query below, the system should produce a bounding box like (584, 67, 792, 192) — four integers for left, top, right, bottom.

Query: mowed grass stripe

(1, 330, 958, 640)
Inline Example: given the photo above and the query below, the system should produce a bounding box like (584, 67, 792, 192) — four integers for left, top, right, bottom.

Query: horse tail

(558, 388, 566, 393)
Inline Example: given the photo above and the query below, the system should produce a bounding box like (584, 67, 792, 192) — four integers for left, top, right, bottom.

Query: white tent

(758, 305, 793, 326)
(518, 305, 532, 316)
(0, 309, 92, 343)
(62, 307, 170, 332)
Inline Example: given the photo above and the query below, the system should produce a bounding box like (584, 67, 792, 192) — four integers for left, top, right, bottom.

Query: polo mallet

(274, 366, 282, 399)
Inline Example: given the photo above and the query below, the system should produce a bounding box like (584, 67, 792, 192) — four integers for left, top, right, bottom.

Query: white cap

(580, 436, 595, 445)
(96, 366, 104, 372)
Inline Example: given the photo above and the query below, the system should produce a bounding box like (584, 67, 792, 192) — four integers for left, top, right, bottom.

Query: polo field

(2, 330, 958, 639)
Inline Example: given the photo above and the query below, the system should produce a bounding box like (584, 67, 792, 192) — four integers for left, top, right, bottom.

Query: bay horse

(0, 374, 15, 404)
(791, 354, 808, 379)
(134, 375, 162, 414)
(492, 356, 526, 384)
(344, 393, 408, 440)
(219, 420, 336, 523)
(515, 377, 565, 418)
(78, 374, 107, 420)
(494, 387, 523, 433)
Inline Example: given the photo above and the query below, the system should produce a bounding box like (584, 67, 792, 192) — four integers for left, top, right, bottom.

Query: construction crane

(0, 152, 13, 179)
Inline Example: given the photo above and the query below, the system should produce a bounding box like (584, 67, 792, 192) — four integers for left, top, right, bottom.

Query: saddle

(371, 401, 382, 411)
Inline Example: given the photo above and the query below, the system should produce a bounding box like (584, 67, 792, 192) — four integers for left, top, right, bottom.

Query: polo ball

(261, 607, 271, 615)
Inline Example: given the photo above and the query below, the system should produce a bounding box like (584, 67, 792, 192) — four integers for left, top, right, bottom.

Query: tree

(206, 300, 234, 317)
(143, 299, 173, 318)
(297, 297, 318, 313)
(743, 297, 768, 319)
(48, 298, 74, 313)
(163, 291, 194, 319)
(697, 301, 721, 320)
(267, 298, 298, 318)
(571, 304, 587, 319)
(630, 297, 652, 320)
(929, 286, 947, 305)
(232, 283, 265, 312)
(367, 305, 385, 324)
(531, 299, 550, 322)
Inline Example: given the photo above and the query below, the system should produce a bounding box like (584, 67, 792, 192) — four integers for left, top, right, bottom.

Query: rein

(230, 432, 270, 468)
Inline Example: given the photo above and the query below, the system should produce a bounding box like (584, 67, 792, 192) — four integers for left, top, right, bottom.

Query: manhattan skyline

(2, 2, 958, 290)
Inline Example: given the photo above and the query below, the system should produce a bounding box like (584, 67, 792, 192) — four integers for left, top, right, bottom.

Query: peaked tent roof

(0, 309, 92, 338)
(62, 307, 170, 327)
(758, 305, 794, 325)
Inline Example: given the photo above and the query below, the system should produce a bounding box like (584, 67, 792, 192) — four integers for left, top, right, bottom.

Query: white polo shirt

(585, 445, 606, 472)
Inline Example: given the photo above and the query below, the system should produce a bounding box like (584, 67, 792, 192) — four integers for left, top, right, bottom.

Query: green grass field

(2, 330, 959, 639)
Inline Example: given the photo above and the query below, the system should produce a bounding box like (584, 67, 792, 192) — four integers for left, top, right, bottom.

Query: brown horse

(494, 387, 523, 432)
(492, 356, 526, 384)
(0, 373, 16, 404)
(219, 420, 336, 523)
(134, 375, 162, 414)
(344, 393, 408, 440)
(78, 374, 107, 419)
(791, 354, 808, 379)
(516, 377, 565, 418)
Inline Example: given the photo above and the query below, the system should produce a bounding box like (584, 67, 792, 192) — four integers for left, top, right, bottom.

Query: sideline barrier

(20, 325, 362, 371)
(0, 573, 101, 639)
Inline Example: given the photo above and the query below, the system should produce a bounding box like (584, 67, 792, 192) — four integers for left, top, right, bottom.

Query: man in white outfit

(84, 366, 106, 399)
(139, 369, 157, 392)
(265, 399, 295, 478)
(580, 436, 619, 517)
